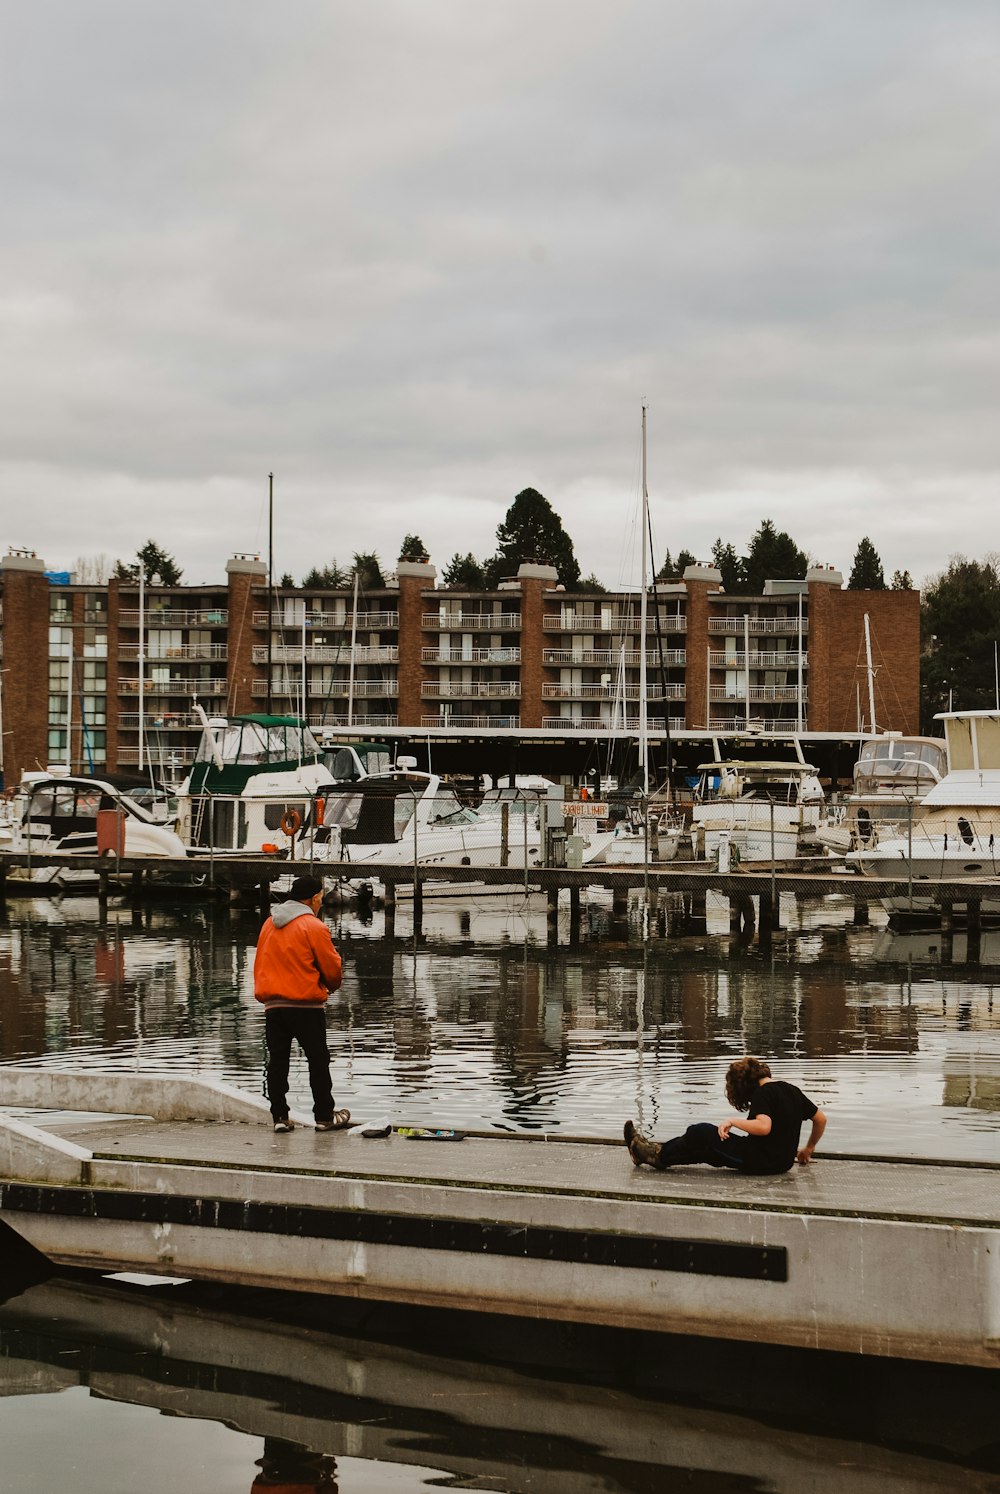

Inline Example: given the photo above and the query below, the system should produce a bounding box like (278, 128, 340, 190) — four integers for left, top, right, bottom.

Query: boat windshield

(195, 719, 320, 767)
(427, 787, 478, 824)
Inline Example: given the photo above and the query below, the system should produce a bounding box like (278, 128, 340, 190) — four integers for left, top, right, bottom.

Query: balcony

(252, 680, 399, 698)
(708, 714, 805, 733)
(116, 746, 198, 766)
(118, 711, 204, 730)
(543, 612, 687, 632)
(708, 651, 807, 669)
(420, 681, 521, 700)
(119, 643, 228, 661)
(422, 612, 521, 630)
(708, 685, 807, 703)
(708, 616, 809, 635)
(118, 609, 228, 627)
(541, 683, 685, 701)
(252, 610, 399, 629)
(421, 714, 521, 729)
(540, 715, 682, 733)
(117, 677, 227, 695)
(252, 644, 399, 665)
(422, 646, 521, 664)
(543, 647, 686, 667)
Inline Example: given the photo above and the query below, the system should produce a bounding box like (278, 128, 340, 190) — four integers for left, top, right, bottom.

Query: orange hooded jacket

(253, 901, 343, 1009)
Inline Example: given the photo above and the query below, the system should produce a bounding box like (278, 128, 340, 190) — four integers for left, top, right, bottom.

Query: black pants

(651, 1122, 749, 1170)
(264, 1007, 334, 1123)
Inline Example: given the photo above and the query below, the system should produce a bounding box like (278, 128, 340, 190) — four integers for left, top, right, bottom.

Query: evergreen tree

(398, 535, 429, 562)
(301, 560, 348, 587)
(485, 488, 580, 587)
(441, 552, 487, 588)
(577, 573, 608, 593)
(351, 551, 384, 588)
(848, 537, 886, 590)
(279, 573, 294, 588)
(676, 548, 697, 574)
(656, 549, 674, 581)
(742, 520, 808, 594)
(891, 569, 913, 590)
(921, 555, 1000, 727)
(711, 538, 744, 592)
(114, 540, 182, 585)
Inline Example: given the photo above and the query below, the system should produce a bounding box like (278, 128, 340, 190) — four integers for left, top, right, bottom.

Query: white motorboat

(307, 767, 618, 898)
(845, 710, 1000, 915)
(5, 770, 188, 889)
(819, 733, 947, 854)
(175, 711, 335, 856)
(689, 753, 825, 863)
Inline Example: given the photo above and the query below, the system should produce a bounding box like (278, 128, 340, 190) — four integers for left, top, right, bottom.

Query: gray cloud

(2, 0, 999, 588)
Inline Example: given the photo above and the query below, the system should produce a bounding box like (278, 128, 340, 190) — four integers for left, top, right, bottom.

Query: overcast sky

(3, 1, 999, 591)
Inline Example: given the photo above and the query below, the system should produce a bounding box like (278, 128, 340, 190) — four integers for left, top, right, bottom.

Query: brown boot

(623, 1119, 661, 1168)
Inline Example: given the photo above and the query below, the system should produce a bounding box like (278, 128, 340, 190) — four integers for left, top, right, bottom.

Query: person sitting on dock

(624, 1056, 825, 1174)
(254, 875, 350, 1134)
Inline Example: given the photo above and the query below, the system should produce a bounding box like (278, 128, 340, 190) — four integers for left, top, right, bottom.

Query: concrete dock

(1, 1071, 998, 1369)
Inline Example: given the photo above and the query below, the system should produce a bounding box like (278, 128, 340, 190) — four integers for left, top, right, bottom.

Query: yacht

(689, 750, 825, 863)
(820, 733, 947, 854)
(845, 710, 1000, 915)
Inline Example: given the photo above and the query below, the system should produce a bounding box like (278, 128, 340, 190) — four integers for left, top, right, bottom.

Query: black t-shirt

(742, 1080, 818, 1174)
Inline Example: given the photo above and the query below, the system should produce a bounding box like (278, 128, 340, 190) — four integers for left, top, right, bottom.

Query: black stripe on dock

(0, 1183, 786, 1282)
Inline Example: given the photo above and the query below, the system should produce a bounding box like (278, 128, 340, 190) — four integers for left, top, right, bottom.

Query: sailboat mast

(863, 612, 876, 734)
(639, 404, 649, 795)
(267, 472, 274, 715)
(347, 569, 359, 728)
(137, 566, 145, 772)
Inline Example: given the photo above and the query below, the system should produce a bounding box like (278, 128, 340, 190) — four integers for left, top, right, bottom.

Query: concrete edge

(0, 1114, 93, 1184)
(0, 1068, 274, 1125)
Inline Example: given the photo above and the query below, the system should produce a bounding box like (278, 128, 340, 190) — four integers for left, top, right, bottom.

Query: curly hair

(725, 1056, 772, 1111)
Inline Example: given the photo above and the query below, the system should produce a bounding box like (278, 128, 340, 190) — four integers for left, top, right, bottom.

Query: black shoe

(273, 1118, 294, 1133)
(623, 1119, 660, 1168)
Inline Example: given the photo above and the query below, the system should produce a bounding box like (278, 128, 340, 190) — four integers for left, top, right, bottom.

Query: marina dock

(2, 1071, 998, 1369)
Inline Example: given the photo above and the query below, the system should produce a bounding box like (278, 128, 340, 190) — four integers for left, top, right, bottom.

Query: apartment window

(49, 659, 69, 691)
(49, 593, 70, 619)
(82, 628, 107, 658)
(81, 660, 106, 689)
(48, 694, 67, 723)
(80, 696, 107, 727)
(47, 728, 67, 755)
(48, 625, 71, 658)
(148, 630, 184, 659)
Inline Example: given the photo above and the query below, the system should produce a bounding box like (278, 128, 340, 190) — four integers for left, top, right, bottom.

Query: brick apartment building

(0, 550, 921, 788)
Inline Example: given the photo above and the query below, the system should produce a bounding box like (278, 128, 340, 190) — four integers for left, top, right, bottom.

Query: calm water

(2, 889, 1000, 1490)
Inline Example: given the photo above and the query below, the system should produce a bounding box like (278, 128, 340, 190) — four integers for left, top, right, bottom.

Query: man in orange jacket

(254, 875, 350, 1134)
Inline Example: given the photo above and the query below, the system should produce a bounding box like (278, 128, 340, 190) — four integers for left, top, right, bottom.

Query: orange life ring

(280, 808, 302, 837)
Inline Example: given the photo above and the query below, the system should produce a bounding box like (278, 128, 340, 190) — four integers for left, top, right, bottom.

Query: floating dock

(1, 1071, 998, 1369)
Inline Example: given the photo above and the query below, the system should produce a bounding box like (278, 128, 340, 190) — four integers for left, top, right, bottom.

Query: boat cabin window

(973, 716, 1000, 770)
(263, 802, 307, 832)
(26, 782, 106, 833)
(944, 718, 975, 772)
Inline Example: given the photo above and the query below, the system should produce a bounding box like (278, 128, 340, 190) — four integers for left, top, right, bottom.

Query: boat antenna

(863, 613, 877, 734)
(267, 471, 274, 715)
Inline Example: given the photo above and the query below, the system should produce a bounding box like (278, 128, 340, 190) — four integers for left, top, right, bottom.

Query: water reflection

(0, 896, 998, 1158)
(0, 1275, 996, 1493)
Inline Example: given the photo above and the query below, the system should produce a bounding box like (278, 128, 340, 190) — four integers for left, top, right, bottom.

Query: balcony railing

(541, 683, 685, 701)
(116, 746, 198, 766)
(708, 685, 807, 703)
(708, 616, 809, 635)
(540, 715, 683, 733)
(118, 609, 228, 627)
(421, 647, 522, 664)
(707, 715, 806, 733)
(119, 643, 228, 661)
(708, 651, 807, 669)
(422, 612, 521, 630)
(252, 644, 399, 665)
(252, 680, 399, 698)
(117, 677, 227, 695)
(252, 610, 399, 629)
(421, 715, 521, 729)
(118, 712, 204, 730)
(543, 612, 687, 632)
(420, 682, 521, 699)
(543, 647, 687, 667)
